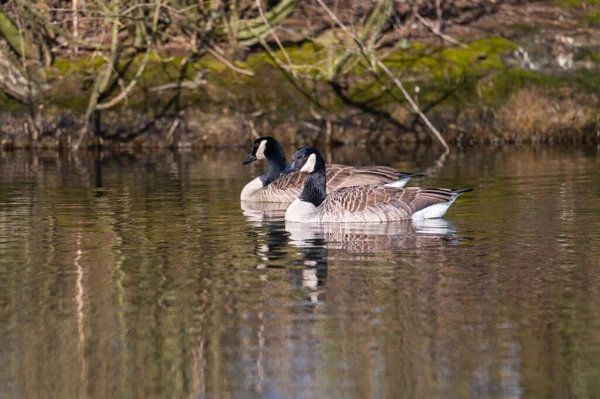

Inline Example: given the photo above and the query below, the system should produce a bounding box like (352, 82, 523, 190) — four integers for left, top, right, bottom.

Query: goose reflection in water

(242, 202, 461, 304)
(285, 218, 457, 254)
(242, 201, 328, 302)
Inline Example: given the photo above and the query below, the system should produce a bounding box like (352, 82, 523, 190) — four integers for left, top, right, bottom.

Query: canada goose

(281, 146, 473, 223)
(241, 136, 424, 202)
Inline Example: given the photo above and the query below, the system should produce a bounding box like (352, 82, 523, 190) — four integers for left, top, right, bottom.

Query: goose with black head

(241, 137, 424, 203)
(281, 146, 473, 223)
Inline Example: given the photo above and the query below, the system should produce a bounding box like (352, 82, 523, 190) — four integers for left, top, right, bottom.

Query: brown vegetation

(496, 87, 598, 142)
(0, 0, 598, 149)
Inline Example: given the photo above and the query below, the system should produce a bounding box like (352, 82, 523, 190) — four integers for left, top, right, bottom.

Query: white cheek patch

(255, 140, 267, 160)
(299, 154, 316, 173)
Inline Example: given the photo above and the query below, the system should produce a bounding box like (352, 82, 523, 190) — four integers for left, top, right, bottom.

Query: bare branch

(95, 0, 162, 110)
(255, 0, 298, 80)
(413, 6, 465, 48)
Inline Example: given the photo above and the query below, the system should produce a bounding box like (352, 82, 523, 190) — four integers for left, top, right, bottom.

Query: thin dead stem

(255, 0, 298, 79)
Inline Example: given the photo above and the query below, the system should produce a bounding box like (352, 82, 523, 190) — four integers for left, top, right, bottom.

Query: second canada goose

(281, 146, 473, 223)
(241, 137, 424, 202)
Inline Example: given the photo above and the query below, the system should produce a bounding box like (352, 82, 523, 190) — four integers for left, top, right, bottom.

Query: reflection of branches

(74, 233, 87, 399)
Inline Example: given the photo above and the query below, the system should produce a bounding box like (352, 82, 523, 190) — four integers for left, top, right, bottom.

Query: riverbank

(1, 1, 598, 150)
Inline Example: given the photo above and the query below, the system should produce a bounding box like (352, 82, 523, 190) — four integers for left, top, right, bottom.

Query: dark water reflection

(0, 146, 599, 398)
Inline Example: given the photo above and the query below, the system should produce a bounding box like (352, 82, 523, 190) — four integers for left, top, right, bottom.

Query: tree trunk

(0, 47, 38, 103)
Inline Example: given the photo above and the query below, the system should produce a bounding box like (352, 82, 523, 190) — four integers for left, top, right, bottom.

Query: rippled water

(1, 146, 599, 398)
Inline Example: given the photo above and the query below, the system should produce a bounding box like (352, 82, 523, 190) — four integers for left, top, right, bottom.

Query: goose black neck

(299, 169, 327, 206)
(260, 146, 287, 186)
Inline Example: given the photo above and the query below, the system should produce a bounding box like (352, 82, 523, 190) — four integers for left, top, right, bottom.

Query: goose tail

(451, 188, 474, 195)
(412, 188, 474, 220)
(384, 172, 427, 188)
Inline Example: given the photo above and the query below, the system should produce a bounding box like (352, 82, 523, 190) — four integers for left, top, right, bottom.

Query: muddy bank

(2, 85, 597, 150)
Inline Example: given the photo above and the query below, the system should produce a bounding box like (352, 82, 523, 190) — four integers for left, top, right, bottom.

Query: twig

(325, 119, 332, 145)
(247, 119, 259, 139)
(249, 24, 326, 110)
(73, 0, 78, 56)
(205, 46, 254, 77)
(74, 0, 121, 150)
(414, 11, 465, 48)
(148, 73, 206, 92)
(301, 121, 321, 132)
(255, 0, 298, 79)
(435, 0, 442, 33)
(376, 60, 450, 153)
(16, 0, 109, 50)
(165, 118, 180, 146)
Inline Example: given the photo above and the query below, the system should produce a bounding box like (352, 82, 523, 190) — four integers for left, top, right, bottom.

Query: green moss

(243, 41, 326, 76)
(35, 35, 597, 126)
(49, 57, 106, 75)
(0, 92, 26, 112)
(334, 37, 518, 111)
(584, 10, 600, 26)
(554, 0, 600, 7)
(384, 38, 516, 81)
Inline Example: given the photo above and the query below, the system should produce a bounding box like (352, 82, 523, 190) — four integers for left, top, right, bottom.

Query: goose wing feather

(255, 165, 420, 203)
(325, 164, 414, 191)
(260, 172, 304, 202)
(268, 164, 412, 193)
(320, 186, 456, 221)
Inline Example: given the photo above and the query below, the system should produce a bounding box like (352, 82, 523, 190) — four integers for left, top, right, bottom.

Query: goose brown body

(282, 146, 472, 223)
(242, 163, 417, 203)
(286, 185, 463, 223)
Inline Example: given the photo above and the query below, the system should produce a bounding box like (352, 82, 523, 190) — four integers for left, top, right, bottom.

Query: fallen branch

(315, 0, 450, 153)
(165, 118, 180, 146)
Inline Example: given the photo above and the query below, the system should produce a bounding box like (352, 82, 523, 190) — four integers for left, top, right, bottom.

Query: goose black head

(281, 146, 325, 175)
(242, 137, 286, 165)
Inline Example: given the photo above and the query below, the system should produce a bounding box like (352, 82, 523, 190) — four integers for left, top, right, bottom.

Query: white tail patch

(255, 139, 267, 159)
(300, 154, 317, 173)
(411, 196, 457, 220)
(384, 177, 412, 188)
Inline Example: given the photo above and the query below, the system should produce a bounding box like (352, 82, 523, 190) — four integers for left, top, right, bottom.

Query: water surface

(1, 146, 599, 398)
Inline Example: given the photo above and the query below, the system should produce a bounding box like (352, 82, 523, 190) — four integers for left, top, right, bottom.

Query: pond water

(1, 145, 599, 398)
